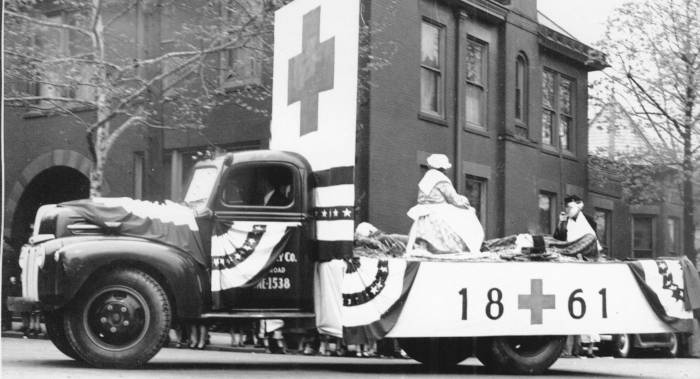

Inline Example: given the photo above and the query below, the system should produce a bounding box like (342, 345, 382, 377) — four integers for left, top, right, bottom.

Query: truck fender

(55, 238, 209, 319)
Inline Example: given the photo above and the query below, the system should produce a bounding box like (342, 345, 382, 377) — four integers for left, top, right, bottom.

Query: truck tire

(44, 309, 82, 361)
(62, 268, 171, 368)
(665, 333, 678, 358)
(398, 337, 473, 370)
(475, 336, 565, 375)
(612, 334, 634, 358)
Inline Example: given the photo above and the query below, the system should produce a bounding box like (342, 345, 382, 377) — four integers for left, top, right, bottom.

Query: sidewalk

(1, 322, 268, 354)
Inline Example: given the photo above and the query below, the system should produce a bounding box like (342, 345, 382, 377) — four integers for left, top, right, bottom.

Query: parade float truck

(10, 150, 700, 374)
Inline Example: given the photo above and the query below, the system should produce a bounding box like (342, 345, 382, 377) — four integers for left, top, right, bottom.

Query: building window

(465, 175, 487, 225)
(465, 37, 487, 128)
(515, 53, 529, 136)
(542, 69, 575, 151)
(34, 13, 94, 107)
(632, 216, 654, 258)
(420, 20, 444, 117)
(538, 192, 556, 234)
(542, 70, 555, 146)
(667, 217, 681, 255)
(559, 77, 573, 150)
(594, 208, 612, 256)
(220, 1, 264, 88)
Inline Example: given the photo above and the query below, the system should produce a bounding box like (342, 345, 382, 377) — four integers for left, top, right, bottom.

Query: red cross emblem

(287, 6, 335, 136)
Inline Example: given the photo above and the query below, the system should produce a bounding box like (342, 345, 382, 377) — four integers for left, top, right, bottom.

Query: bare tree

(595, 0, 700, 262)
(4, 0, 279, 198)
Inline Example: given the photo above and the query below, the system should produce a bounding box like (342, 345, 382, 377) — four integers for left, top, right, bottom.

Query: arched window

(515, 53, 529, 132)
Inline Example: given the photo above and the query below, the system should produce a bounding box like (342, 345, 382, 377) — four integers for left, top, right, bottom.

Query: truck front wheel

(398, 337, 473, 370)
(475, 336, 565, 375)
(63, 268, 171, 368)
(44, 309, 82, 361)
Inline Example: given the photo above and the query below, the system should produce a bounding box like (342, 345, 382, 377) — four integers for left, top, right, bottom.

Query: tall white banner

(270, 0, 360, 259)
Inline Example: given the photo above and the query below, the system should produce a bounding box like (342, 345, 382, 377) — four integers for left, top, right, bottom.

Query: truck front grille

(19, 245, 42, 301)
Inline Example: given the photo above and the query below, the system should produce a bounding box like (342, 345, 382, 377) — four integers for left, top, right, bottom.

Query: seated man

(260, 168, 292, 207)
(553, 194, 601, 253)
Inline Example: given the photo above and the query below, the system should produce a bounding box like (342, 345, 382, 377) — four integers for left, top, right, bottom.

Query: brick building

(356, 0, 605, 241)
(4, 0, 607, 250)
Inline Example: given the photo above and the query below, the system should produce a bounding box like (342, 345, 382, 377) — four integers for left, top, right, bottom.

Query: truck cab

(188, 150, 316, 313)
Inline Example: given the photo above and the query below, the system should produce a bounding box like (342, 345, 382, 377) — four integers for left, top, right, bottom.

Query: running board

(200, 311, 315, 319)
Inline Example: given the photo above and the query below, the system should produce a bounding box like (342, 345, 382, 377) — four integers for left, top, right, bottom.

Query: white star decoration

(321, 209, 328, 217)
(342, 208, 352, 217)
(332, 209, 338, 217)
(379, 266, 388, 273)
(370, 286, 379, 294)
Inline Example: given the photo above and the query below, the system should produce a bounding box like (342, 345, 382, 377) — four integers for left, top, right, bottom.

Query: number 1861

(458, 287, 608, 320)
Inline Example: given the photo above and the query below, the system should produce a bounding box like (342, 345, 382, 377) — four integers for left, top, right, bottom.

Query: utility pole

(137, 0, 165, 201)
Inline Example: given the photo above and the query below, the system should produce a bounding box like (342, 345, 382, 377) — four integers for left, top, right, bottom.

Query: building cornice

(453, 0, 509, 22)
(538, 25, 608, 71)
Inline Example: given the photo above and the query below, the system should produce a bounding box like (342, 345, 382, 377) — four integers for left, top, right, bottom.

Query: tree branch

(627, 72, 684, 133)
(5, 10, 93, 38)
(104, 0, 137, 27)
(4, 96, 98, 107)
(103, 114, 145, 154)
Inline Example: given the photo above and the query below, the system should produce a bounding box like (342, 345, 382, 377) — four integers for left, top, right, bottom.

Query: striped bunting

(312, 166, 355, 261)
(627, 258, 696, 332)
(340, 257, 420, 344)
(211, 220, 300, 308)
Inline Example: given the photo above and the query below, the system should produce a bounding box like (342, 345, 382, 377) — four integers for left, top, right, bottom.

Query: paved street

(2, 337, 698, 378)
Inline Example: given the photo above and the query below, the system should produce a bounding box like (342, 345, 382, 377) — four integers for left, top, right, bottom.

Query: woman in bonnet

(406, 154, 484, 254)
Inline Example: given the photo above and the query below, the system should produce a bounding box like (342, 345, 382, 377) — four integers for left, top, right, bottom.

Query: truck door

(211, 162, 313, 311)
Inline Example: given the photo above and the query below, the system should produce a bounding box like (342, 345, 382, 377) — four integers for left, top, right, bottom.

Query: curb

(164, 342, 269, 354)
(2, 330, 270, 354)
(2, 330, 48, 340)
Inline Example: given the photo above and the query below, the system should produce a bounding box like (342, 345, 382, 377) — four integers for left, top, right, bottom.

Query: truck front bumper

(6, 297, 41, 313)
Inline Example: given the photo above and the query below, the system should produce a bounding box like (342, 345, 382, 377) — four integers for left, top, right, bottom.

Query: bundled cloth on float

(627, 257, 700, 332)
(314, 256, 420, 344)
(210, 220, 299, 309)
(59, 198, 207, 267)
(353, 229, 600, 262)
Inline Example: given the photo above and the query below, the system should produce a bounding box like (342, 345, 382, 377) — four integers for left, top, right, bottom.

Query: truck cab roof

(202, 150, 313, 172)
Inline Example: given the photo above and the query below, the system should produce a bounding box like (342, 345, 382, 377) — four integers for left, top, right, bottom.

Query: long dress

(406, 169, 484, 254)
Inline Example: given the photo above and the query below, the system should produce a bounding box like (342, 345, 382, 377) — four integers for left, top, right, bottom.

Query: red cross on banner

(287, 7, 335, 136)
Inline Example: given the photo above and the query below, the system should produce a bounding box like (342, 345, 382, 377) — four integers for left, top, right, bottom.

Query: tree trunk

(138, 0, 165, 201)
(89, 126, 107, 198)
(682, 133, 696, 265)
(682, 39, 697, 265)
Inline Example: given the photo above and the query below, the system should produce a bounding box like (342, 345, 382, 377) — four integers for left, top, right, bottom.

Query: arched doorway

(10, 166, 89, 248)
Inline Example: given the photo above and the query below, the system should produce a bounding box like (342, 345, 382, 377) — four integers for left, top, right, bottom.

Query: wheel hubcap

(617, 335, 628, 352)
(84, 286, 150, 351)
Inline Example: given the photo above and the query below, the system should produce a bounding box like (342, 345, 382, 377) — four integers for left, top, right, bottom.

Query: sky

(537, 0, 629, 46)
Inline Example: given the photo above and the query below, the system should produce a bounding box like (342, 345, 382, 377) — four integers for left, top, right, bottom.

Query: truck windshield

(183, 166, 218, 209)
